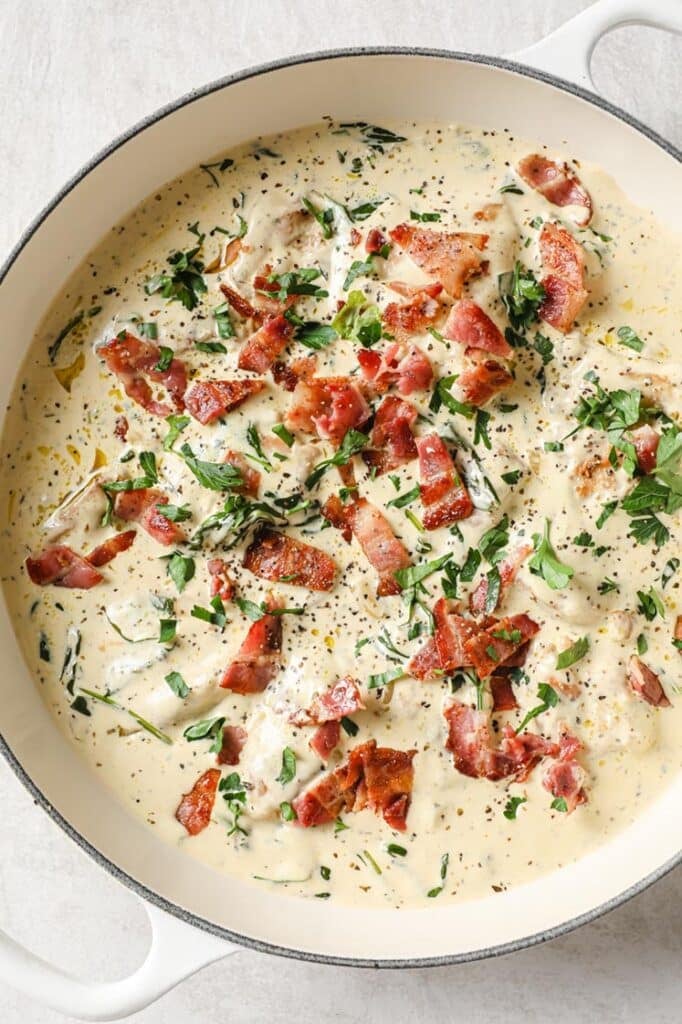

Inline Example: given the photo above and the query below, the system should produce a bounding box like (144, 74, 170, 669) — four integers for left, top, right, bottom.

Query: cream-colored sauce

(1, 120, 680, 907)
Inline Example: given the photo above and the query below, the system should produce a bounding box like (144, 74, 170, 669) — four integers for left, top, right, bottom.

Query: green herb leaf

(163, 414, 190, 451)
(272, 423, 295, 447)
(515, 683, 559, 734)
(343, 257, 375, 290)
(165, 671, 190, 698)
(331, 290, 382, 348)
(498, 261, 545, 331)
(617, 325, 644, 353)
(280, 801, 297, 821)
(145, 241, 207, 311)
(551, 796, 568, 813)
(556, 636, 589, 669)
(156, 503, 192, 524)
(529, 520, 574, 590)
(155, 346, 174, 372)
(636, 587, 665, 621)
(307, 429, 369, 488)
(179, 443, 243, 490)
(159, 618, 177, 644)
(503, 796, 527, 820)
(166, 551, 195, 593)
(302, 197, 335, 239)
(276, 747, 297, 785)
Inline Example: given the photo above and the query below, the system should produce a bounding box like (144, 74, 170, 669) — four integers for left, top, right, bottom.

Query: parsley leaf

(556, 636, 589, 669)
(179, 443, 243, 490)
(145, 241, 207, 311)
(529, 519, 574, 590)
(165, 671, 190, 698)
(276, 747, 297, 785)
(498, 261, 545, 331)
(516, 683, 559, 734)
(617, 325, 644, 353)
(165, 551, 195, 593)
(503, 796, 527, 820)
(306, 429, 369, 488)
(331, 290, 382, 347)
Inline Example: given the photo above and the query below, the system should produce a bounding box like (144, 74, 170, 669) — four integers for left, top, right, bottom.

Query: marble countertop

(0, 1, 680, 1021)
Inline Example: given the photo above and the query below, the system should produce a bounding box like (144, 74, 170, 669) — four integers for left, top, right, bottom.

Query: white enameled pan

(0, 1, 680, 1018)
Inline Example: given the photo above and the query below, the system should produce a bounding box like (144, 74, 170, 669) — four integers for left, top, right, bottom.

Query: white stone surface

(0, 1, 680, 1021)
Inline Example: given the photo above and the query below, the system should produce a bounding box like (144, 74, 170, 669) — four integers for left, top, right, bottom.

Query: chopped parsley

(503, 796, 527, 820)
(331, 290, 382, 347)
(306, 429, 369, 488)
(276, 747, 297, 785)
(616, 325, 644, 353)
(556, 636, 589, 670)
(498, 261, 545, 331)
(145, 239, 207, 311)
(529, 519, 574, 590)
(515, 683, 559, 734)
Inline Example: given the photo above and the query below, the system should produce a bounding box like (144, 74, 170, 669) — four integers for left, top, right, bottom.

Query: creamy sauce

(1, 119, 680, 908)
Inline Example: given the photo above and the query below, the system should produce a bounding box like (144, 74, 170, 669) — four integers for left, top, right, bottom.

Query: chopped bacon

(292, 739, 415, 831)
(464, 613, 540, 678)
(408, 636, 442, 680)
(469, 544, 532, 615)
(238, 315, 294, 373)
(223, 450, 260, 497)
(357, 343, 433, 395)
(220, 598, 283, 693)
(291, 676, 365, 726)
(361, 396, 418, 475)
(675, 615, 682, 650)
(86, 529, 137, 567)
(626, 655, 671, 708)
(219, 282, 262, 323)
(284, 376, 371, 443)
(207, 558, 236, 602)
(459, 358, 513, 406)
(517, 154, 592, 226)
(365, 227, 388, 254)
(490, 674, 519, 711)
(388, 224, 488, 297)
(175, 769, 220, 836)
(113, 488, 185, 546)
(346, 498, 411, 597)
(99, 332, 188, 417)
(114, 415, 129, 442)
(350, 227, 362, 247)
(433, 598, 480, 671)
(252, 271, 298, 317)
(444, 702, 556, 782)
(542, 729, 587, 812)
(443, 300, 513, 359)
(25, 546, 104, 589)
(538, 223, 588, 333)
(473, 203, 502, 222)
(321, 494, 353, 543)
(416, 433, 474, 529)
(216, 725, 247, 766)
(243, 528, 336, 591)
(272, 355, 317, 393)
(630, 424, 660, 475)
(310, 721, 341, 761)
(382, 286, 443, 343)
(185, 379, 265, 424)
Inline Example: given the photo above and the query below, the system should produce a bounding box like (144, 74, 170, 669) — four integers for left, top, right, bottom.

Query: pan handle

(0, 900, 236, 1020)
(510, 0, 682, 91)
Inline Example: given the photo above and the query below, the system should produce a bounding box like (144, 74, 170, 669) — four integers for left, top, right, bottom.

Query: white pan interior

(0, 52, 679, 963)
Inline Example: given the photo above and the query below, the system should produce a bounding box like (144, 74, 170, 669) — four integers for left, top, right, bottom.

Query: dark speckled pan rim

(0, 47, 679, 969)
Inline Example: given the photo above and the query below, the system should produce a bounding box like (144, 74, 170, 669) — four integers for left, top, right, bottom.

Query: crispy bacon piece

(291, 676, 364, 726)
(252, 270, 298, 317)
(207, 558, 236, 602)
(630, 424, 660, 475)
(220, 598, 283, 693)
(321, 494, 353, 544)
(573, 453, 614, 498)
(272, 355, 317, 393)
(185, 379, 265, 424)
(464, 613, 540, 678)
(382, 286, 443, 343)
(538, 223, 588, 333)
(292, 739, 416, 830)
(473, 203, 501, 222)
(542, 729, 587, 812)
(175, 769, 220, 836)
(433, 598, 479, 671)
(216, 725, 247, 766)
(310, 721, 342, 761)
(357, 343, 433, 396)
(284, 376, 371, 443)
(443, 300, 513, 359)
(517, 154, 592, 225)
(219, 282, 262, 323)
(490, 674, 519, 711)
(350, 227, 362, 247)
(113, 488, 185, 546)
(389, 224, 488, 297)
(114, 415, 129, 442)
(25, 546, 104, 589)
(365, 227, 388, 254)
(444, 702, 556, 782)
(243, 528, 336, 591)
(626, 655, 671, 708)
(459, 358, 513, 406)
(223, 450, 260, 497)
(361, 396, 418, 475)
(347, 498, 411, 597)
(86, 529, 137, 567)
(675, 615, 682, 650)
(469, 545, 532, 615)
(99, 332, 187, 417)
(416, 433, 474, 529)
(407, 636, 442, 681)
(238, 315, 294, 373)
